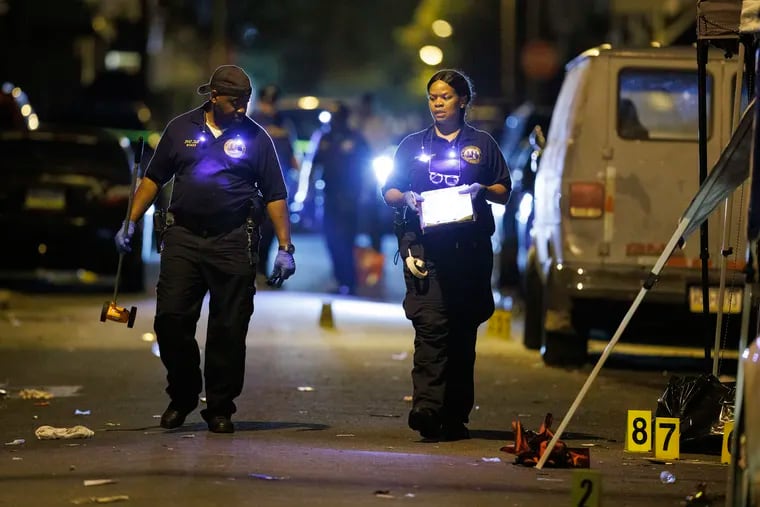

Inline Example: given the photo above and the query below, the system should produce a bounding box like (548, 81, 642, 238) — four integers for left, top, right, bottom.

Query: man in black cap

(114, 64, 296, 433)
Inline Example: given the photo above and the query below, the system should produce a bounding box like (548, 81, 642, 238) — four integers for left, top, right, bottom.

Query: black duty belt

(423, 233, 488, 251)
(172, 208, 250, 237)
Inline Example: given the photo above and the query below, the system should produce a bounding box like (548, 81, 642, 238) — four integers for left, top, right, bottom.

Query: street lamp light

(419, 45, 443, 66)
(432, 19, 453, 38)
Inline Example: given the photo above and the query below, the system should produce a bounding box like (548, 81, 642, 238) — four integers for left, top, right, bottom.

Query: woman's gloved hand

(114, 220, 136, 254)
(458, 183, 485, 200)
(403, 191, 424, 213)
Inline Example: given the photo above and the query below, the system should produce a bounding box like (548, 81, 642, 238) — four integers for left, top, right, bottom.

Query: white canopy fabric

(698, 0, 742, 38)
(681, 98, 755, 240)
(741, 0, 760, 32)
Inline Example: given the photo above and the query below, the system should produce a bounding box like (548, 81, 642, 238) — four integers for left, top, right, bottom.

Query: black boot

(408, 407, 441, 441)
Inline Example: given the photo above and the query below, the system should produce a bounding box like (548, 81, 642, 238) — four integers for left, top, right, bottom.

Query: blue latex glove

(403, 191, 424, 213)
(114, 220, 136, 254)
(458, 183, 485, 200)
(267, 250, 296, 288)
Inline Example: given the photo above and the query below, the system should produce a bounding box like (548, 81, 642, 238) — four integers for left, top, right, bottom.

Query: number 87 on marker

(625, 410, 652, 452)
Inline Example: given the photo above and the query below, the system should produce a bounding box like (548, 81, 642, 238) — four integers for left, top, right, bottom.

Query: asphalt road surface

(0, 280, 736, 507)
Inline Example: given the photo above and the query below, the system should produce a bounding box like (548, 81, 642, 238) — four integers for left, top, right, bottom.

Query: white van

(524, 45, 749, 365)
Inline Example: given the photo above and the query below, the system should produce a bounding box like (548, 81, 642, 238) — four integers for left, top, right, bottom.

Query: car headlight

(372, 155, 393, 186)
(518, 193, 533, 224)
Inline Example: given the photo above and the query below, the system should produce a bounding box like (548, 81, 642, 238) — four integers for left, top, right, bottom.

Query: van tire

(523, 263, 544, 350)
(541, 330, 588, 367)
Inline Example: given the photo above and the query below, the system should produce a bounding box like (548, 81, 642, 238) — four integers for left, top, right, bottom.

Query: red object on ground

(501, 413, 590, 468)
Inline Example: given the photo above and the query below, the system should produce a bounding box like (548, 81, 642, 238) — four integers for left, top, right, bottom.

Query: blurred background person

(352, 92, 394, 253)
(249, 84, 300, 283)
(309, 102, 371, 295)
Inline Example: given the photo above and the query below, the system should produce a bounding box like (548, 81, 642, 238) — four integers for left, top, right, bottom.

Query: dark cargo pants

(154, 222, 257, 419)
(402, 236, 494, 426)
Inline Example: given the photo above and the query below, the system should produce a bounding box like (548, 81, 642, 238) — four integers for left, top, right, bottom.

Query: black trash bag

(683, 482, 722, 506)
(655, 374, 735, 452)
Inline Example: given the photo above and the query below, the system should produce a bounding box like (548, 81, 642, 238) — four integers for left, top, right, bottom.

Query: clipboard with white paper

(419, 185, 474, 232)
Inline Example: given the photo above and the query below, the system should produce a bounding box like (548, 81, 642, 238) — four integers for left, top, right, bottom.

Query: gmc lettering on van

(625, 243, 666, 256)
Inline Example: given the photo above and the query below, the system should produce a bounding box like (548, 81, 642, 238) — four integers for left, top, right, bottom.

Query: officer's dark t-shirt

(145, 104, 287, 217)
(383, 123, 511, 237)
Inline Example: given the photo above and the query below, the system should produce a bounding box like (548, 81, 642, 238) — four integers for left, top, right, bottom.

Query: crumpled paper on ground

(500, 413, 590, 468)
(35, 425, 94, 440)
(71, 495, 129, 504)
(19, 389, 54, 400)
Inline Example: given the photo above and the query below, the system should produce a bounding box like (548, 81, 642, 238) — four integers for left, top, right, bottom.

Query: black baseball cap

(197, 65, 252, 97)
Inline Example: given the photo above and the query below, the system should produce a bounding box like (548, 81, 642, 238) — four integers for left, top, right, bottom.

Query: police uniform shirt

(384, 123, 511, 236)
(145, 104, 287, 217)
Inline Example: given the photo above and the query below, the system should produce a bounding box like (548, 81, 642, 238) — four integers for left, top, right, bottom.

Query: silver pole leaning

(714, 44, 746, 376)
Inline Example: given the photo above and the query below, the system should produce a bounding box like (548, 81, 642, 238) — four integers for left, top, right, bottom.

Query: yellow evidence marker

(654, 417, 680, 460)
(487, 308, 511, 338)
(571, 469, 601, 507)
(625, 410, 652, 452)
(721, 420, 734, 464)
(319, 300, 335, 329)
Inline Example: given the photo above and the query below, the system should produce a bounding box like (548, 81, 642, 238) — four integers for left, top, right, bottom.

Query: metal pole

(113, 136, 143, 303)
(713, 44, 745, 376)
(697, 40, 712, 372)
(726, 268, 753, 507)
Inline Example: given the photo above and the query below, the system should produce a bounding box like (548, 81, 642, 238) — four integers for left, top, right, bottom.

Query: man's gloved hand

(267, 250, 296, 288)
(458, 183, 485, 200)
(114, 220, 136, 254)
(403, 191, 424, 213)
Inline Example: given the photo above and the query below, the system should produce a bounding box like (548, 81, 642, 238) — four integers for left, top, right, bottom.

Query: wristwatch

(278, 243, 295, 254)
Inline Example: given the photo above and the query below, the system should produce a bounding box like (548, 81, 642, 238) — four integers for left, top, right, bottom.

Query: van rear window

(618, 69, 710, 141)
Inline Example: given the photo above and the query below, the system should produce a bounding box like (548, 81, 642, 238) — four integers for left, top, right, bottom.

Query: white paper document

(419, 185, 474, 231)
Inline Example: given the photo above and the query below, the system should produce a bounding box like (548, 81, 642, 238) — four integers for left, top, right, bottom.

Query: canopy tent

(681, 99, 754, 239)
(694, 5, 756, 503)
(698, 0, 742, 39)
(696, 0, 751, 370)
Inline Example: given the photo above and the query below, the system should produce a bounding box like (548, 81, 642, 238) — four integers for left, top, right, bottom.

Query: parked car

(498, 102, 551, 288)
(0, 125, 146, 291)
(1, 81, 38, 131)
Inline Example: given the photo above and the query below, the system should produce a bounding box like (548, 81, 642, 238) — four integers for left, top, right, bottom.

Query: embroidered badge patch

(224, 138, 246, 159)
(461, 145, 482, 164)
